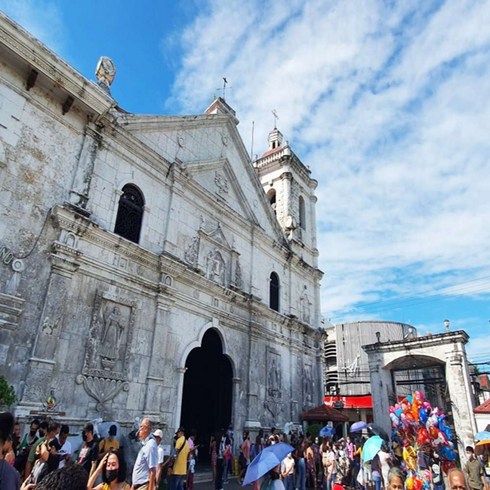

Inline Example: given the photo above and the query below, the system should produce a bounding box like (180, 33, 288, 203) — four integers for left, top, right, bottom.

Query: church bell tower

(253, 127, 319, 268)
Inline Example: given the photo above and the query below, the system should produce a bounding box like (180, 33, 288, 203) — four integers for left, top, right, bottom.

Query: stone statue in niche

(79, 292, 135, 412)
(83, 293, 134, 381)
(267, 353, 282, 399)
(300, 294, 311, 324)
(184, 236, 199, 267)
(235, 259, 243, 289)
(207, 250, 225, 285)
(303, 364, 313, 403)
(99, 306, 125, 369)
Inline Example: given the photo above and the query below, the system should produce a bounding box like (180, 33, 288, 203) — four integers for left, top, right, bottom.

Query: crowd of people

(1, 409, 489, 490)
(230, 427, 489, 490)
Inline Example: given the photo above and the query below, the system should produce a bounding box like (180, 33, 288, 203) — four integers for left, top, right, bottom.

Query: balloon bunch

(389, 391, 457, 489)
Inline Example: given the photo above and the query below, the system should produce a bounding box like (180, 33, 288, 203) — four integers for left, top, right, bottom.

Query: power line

(346, 276, 490, 315)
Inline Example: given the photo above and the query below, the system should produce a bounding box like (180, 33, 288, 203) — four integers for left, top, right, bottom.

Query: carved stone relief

(77, 291, 135, 411)
(184, 236, 200, 268)
(303, 363, 313, 404)
(206, 250, 225, 285)
(234, 259, 243, 289)
(300, 292, 311, 324)
(267, 348, 282, 399)
(215, 171, 229, 194)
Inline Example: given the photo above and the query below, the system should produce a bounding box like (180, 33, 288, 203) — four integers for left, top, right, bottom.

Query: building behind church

(0, 11, 324, 440)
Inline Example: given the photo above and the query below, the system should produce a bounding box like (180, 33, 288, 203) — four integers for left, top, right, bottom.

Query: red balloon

(417, 427, 429, 445)
(429, 426, 439, 439)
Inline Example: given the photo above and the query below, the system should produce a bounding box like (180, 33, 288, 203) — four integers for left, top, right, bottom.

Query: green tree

(0, 376, 16, 407)
(307, 423, 322, 438)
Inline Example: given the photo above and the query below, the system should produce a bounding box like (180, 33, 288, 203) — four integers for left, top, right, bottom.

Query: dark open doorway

(180, 329, 233, 464)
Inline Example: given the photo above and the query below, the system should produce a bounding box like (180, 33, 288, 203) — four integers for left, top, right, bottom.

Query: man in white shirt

(132, 418, 158, 490)
(153, 429, 165, 487)
(58, 424, 72, 469)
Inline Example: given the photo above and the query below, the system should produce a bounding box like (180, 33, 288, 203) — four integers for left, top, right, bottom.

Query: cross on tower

(222, 77, 228, 100)
(272, 109, 279, 129)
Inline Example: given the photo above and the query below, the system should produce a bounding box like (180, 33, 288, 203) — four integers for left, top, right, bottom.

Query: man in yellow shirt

(169, 428, 189, 490)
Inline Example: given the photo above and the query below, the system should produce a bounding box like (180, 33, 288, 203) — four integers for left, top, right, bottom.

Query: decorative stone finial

(95, 56, 116, 96)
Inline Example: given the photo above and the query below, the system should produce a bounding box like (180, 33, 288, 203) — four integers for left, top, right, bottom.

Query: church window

(269, 272, 280, 311)
(267, 188, 277, 215)
(114, 184, 145, 244)
(299, 195, 306, 230)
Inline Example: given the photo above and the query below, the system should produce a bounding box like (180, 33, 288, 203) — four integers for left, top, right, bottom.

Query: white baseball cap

(153, 429, 163, 438)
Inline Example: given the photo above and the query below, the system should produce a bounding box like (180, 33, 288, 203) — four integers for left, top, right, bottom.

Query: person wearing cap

(132, 417, 158, 490)
(169, 427, 189, 490)
(77, 422, 99, 476)
(152, 429, 164, 487)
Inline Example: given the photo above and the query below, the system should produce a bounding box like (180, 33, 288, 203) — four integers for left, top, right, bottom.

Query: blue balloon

(419, 408, 428, 424)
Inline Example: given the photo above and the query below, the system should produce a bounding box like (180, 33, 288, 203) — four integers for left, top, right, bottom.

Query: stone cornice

(0, 12, 114, 119)
(363, 330, 470, 353)
(254, 149, 317, 188)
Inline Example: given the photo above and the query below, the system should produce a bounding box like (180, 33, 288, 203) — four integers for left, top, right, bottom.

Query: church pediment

(184, 158, 258, 224)
(199, 221, 231, 249)
(121, 114, 289, 245)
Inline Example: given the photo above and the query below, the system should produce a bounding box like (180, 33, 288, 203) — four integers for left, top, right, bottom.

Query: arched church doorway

(180, 329, 233, 464)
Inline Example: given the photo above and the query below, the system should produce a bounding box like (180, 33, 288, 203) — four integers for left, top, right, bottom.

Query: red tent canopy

(301, 403, 349, 422)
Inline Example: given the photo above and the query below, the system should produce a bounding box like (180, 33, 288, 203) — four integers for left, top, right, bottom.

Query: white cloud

(1, 0, 65, 54)
(167, 0, 490, 330)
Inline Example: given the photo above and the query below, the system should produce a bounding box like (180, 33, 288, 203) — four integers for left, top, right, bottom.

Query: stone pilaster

(173, 367, 187, 430)
(68, 123, 103, 213)
(445, 347, 477, 464)
(368, 355, 392, 438)
(19, 247, 79, 409)
(142, 292, 174, 420)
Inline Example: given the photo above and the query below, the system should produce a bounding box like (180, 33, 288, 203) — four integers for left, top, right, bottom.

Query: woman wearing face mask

(87, 450, 129, 490)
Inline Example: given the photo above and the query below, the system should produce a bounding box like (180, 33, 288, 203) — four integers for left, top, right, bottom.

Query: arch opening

(180, 329, 233, 463)
(388, 355, 449, 415)
(114, 184, 145, 243)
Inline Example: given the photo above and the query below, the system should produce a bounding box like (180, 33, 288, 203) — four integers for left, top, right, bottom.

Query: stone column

(244, 334, 261, 431)
(309, 194, 318, 250)
(174, 367, 187, 430)
(368, 355, 392, 438)
(19, 249, 79, 411)
(445, 347, 477, 464)
(143, 293, 173, 421)
(232, 376, 241, 450)
(280, 172, 292, 224)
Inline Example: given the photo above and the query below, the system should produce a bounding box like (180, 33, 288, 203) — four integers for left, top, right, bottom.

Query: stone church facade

(0, 12, 324, 438)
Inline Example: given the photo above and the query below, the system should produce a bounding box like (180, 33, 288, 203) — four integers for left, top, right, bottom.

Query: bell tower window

(114, 184, 145, 244)
(267, 188, 277, 216)
(269, 272, 280, 311)
(299, 195, 306, 230)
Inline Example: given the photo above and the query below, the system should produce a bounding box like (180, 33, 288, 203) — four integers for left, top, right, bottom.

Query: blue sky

(3, 0, 490, 363)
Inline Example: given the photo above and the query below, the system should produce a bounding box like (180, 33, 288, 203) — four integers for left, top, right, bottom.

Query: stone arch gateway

(363, 330, 477, 463)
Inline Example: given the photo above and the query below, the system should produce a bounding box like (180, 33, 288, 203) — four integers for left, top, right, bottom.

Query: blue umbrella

(361, 435, 383, 462)
(242, 442, 294, 485)
(475, 431, 490, 441)
(350, 421, 368, 433)
(320, 426, 335, 438)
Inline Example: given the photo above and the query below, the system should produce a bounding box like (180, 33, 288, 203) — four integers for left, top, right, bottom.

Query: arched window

(267, 189, 277, 216)
(114, 184, 144, 244)
(269, 272, 280, 311)
(299, 195, 306, 230)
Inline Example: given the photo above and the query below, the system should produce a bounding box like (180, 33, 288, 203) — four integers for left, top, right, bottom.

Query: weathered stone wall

(0, 12, 324, 443)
